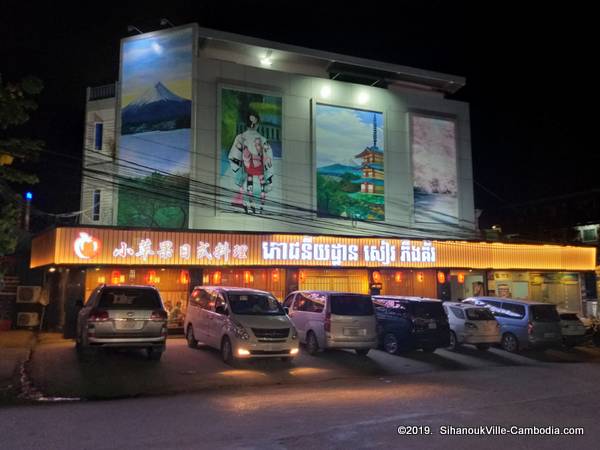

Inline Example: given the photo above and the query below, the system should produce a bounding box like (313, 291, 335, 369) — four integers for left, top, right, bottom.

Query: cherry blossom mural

(411, 114, 458, 224)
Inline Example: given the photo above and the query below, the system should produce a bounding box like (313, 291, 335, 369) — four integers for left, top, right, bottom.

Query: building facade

(29, 25, 596, 329)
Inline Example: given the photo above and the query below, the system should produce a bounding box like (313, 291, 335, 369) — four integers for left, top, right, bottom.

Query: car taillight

(88, 310, 109, 322)
(528, 322, 534, 335)
(324, 312, 331, 332)
(151, 310, 168, 321)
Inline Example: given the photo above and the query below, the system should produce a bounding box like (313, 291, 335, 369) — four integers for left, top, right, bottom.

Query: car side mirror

(215, 305, 226, 315)
(284, 307, 290, 315)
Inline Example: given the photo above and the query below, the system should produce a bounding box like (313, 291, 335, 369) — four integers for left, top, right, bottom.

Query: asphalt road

(27, 334, 600, 399)
(1, 361, 599, 449)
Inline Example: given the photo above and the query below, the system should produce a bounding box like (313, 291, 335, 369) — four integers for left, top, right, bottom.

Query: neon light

(74, 232, 100, 259)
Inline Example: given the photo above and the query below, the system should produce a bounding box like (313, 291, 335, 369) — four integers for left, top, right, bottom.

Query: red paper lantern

(437, 271, 446, 284)
(457, 273, 465, 284)
(394, 272, 402, 283)
(146, 270, 157, 284)
(111, 270, 121, 285)
(272, 269, 280, 283)
(212, 271, 222, 285)
(372, 271, 382, 283)
(179, 270, 190, 285)
(416, 272, 425, 283)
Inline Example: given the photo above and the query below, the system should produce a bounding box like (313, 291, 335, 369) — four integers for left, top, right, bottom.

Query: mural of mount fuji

(316, 104, 385, 221)
(117, 27, 194, 229)
(121, 82, 191, 135)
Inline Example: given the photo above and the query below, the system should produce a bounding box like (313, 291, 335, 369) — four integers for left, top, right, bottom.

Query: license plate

(428, 322, 437, 329)
(544, 332, 556, 338)
(117, 321, 137, 329)
(344, 328, 365, 336)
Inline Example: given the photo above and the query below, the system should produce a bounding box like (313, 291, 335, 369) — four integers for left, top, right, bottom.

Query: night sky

(1, 1, 595, 227)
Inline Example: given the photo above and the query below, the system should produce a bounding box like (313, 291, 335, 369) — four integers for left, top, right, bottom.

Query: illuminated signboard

(30, 227, 596, 271)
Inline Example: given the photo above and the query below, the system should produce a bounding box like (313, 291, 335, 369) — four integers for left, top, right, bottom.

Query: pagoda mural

(316, 104, 384, 221)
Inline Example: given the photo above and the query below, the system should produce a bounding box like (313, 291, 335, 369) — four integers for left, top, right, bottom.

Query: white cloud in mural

(316, 106, 383, 168)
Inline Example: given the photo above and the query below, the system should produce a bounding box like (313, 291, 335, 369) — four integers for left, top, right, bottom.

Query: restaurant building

(29, 25, 596, 329)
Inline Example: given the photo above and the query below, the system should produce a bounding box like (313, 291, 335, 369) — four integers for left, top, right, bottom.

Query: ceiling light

(260, 57, 272, 67)
(357, 92, 369, 104)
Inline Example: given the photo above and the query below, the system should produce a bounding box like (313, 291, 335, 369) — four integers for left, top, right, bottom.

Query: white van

(443, 301, 501, 351)
(184, 286, 299, 365)
(283, 291, 377, 356)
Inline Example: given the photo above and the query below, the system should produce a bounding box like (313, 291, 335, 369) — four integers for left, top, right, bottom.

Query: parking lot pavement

(27, 333, 600, 400)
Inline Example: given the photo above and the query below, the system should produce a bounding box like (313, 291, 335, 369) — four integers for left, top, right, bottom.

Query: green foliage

(317, 173, 385, 220)
(117, 172, 189, 228)
(0, 74, 44, 258)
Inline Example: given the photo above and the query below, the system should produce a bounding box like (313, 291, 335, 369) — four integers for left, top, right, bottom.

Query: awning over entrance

(30, 226, 596, 271)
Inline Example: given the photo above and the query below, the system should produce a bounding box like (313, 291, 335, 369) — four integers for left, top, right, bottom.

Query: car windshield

(560, 313, 580, 321)
(466, 307, 495, 321)
(410, 302, 445, 319)
(228, 293, 284, 315)
(531, 305, 560, 322)
(98, 288, 162, 309)
(330, 295, 374, 316)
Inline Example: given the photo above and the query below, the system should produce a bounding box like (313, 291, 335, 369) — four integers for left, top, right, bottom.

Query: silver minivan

(283, 291, 378, 356)
(185, 286, 299, 365)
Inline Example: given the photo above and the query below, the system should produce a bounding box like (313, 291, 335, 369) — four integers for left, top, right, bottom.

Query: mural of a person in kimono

(228, 110, 274, 213)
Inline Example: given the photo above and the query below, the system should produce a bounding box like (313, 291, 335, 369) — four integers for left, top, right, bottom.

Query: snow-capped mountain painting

(121, 82, 191, 134)
(117, 26, 194, 229)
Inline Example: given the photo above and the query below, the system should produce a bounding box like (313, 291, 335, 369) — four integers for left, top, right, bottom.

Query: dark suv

(372, 296, 450, 354)
(76, 284, 168, 360)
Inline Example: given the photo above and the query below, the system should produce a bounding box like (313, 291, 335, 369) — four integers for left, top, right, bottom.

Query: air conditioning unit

(16, 286, 42, 304)
(17, 312, 40, 327)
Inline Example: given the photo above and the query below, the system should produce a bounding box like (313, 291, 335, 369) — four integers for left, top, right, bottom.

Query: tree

(0, 74, 44, 262)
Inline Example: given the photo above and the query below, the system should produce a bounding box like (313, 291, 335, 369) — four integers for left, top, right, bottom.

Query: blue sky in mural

(316, 104, 384, 169)
(121, 28, 193, 103)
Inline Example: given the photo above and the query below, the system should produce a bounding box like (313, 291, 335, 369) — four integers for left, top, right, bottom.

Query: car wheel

(306, 331, 319, 355)
(501, 333, 519, 353)
(147, 347, 163, 361)
(448, 331, 460, 351)
(422, 345, 437, 353)
(476, 343, 490, 351)
(221, 337, 237, 366)
(186, 325, 198, 349)
(355, 348, 370, 357)
(383, 333, 399, 354)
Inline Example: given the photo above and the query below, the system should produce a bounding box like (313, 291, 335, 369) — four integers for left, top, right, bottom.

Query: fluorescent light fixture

(260, 57, 272, 67)
(357, 92, 369, 104)
(238, 348, 250, 356)
(320, 85, 332, 98)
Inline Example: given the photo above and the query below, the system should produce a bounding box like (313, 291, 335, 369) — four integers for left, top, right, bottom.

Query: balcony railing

(87, 84, 116, 101)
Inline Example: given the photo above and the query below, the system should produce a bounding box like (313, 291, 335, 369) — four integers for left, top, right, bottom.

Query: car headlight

(231, 320, 249, 340)
(291, 327, 298, 340)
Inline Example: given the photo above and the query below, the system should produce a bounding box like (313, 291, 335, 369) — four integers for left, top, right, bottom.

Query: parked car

(558, 310, 587, 347)
(462, 297, 562, 352)
(283, 291, 377, 356)
(185, 286, 299, 365)
(372, 296, 450, 354)
(76, 284, 168, 360)
(442, 302, 501, 351)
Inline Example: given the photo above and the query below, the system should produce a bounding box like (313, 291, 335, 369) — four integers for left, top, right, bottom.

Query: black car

(372, 296, 450, 354)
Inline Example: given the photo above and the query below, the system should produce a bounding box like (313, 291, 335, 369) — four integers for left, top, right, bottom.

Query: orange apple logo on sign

(74, 232, 100, 259)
